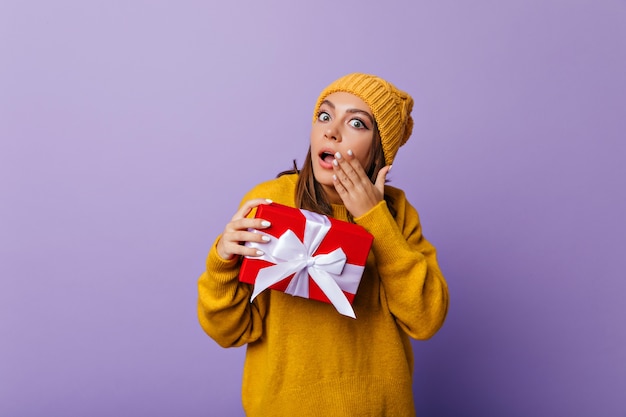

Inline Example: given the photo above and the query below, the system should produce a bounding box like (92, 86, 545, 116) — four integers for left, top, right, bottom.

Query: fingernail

(335, 152, 342, 159)
(261, 221, 271, 227)
(256, 250, 264, 256)
(265, 199, 273, 203)
(261, 235, 271, 242)
(389, 165, 393, 172)
(347, 149, 353, 156)
(332, 174, 337, 181)
(332, 159, 338, 166)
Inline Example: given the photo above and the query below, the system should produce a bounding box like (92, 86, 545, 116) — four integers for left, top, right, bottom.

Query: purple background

(1, 1, 625, 416)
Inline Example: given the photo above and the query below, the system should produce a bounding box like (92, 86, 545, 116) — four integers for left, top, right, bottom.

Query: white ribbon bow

(246, 210, 362, 318)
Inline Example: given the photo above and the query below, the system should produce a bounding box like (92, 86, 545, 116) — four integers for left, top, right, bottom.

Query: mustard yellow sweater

(198, 174, 448, 417)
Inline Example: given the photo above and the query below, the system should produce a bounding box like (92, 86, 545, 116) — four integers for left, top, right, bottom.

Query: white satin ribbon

(246, 210, 363, 318)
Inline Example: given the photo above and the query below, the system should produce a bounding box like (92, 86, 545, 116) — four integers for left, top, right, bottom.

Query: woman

(198, 73, 449, 417)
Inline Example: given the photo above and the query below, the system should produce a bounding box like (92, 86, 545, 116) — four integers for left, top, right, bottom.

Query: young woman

(198, 73, 449, 417)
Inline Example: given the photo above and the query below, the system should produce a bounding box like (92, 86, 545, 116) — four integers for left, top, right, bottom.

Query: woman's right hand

(216, 198, 273, 260)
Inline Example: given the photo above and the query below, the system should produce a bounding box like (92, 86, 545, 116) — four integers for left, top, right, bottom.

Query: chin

(312, 170, 333, 187)
(314, 178, 334, 189)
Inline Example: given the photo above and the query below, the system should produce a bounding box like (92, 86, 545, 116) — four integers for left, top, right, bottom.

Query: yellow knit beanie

(313, 73, 414, 166)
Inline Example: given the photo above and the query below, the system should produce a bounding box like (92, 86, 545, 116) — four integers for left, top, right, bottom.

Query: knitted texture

(198, 174, 449, 417)
(313, 73, 414, 165)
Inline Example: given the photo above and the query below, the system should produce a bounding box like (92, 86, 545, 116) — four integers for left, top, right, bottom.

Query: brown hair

(278, 126, 396, 221)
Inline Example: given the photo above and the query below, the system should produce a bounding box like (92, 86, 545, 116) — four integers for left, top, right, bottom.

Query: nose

(324, 123, 341, 142)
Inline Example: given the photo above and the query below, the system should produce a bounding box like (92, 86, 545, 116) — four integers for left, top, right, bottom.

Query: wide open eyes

(317, 111, 331, 122)
(348, 118, 367, 129)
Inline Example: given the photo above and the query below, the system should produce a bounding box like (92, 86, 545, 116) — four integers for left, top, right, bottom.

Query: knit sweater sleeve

(197, 175, 297, 348)
(354, 187, 449, 340)
(197, 237, 266, 348)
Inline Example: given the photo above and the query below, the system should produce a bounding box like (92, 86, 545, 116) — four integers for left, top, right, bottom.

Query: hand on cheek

(332, 150, 391, 218)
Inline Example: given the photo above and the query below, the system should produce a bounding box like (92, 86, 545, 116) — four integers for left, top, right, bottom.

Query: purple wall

(1, 1, 625, 416)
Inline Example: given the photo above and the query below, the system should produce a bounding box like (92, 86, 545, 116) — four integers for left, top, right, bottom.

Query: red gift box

(239, 203, 373, 318)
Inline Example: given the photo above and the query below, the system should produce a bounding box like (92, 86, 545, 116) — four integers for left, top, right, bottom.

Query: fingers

(216, 198, 273, 260)
(219, 225, 271, 259)
(332, 150, 366, 188)
(374, 164, 391, 194)
(332, 150, 379, 196)
(332, 150, 384, 218)
(231, 198, 273, 221)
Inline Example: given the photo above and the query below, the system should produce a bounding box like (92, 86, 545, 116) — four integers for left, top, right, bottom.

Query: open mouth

(320, 151, 335, 164)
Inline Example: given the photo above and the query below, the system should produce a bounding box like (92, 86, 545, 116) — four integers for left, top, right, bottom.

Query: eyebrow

(321, 99, 374, 125)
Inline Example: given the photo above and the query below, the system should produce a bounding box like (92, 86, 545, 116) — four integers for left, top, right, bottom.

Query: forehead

(322, 91, 372, 114)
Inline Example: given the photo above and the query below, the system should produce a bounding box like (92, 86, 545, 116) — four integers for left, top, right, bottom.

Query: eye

(317, 111, 331, 122)
(349, 118, 367, 129)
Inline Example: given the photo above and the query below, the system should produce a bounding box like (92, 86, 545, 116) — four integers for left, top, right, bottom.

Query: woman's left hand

(332, 150, 391, 218)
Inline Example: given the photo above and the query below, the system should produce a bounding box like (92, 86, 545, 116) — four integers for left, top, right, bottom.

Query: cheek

(358, 154, 370, 169)
(356, 143, 377, 172)
(355, 137, 374, 163)
(309, 125, 323, 144)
